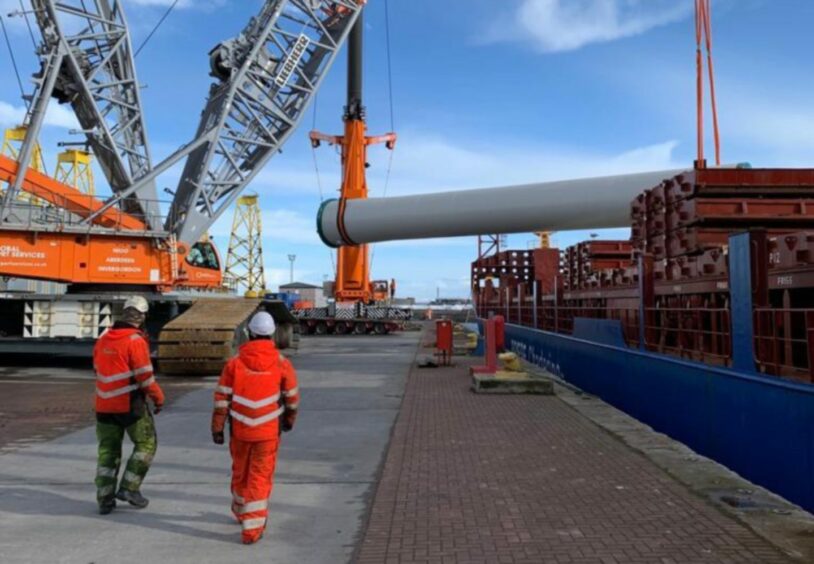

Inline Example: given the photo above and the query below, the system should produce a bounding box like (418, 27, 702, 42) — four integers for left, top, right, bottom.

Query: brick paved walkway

(356, 361, 792, 564)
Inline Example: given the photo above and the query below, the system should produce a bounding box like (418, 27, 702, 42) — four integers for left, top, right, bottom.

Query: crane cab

(180, 240, 223, 289)
(371, 280, 392, 304)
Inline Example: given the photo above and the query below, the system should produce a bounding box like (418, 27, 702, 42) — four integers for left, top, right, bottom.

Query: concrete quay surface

(0, 333, 419, 564)
(2, 328, 812, 564)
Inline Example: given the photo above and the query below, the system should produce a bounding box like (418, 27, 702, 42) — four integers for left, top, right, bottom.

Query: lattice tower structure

(224, 194, 266, 296)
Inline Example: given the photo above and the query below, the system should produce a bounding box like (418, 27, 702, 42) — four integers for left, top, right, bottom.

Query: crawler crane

(0, 0, 366, 373)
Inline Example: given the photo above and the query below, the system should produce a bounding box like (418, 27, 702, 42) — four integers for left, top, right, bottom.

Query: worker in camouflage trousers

(212, 311, 299, 544)
(93, 296, 165, 515)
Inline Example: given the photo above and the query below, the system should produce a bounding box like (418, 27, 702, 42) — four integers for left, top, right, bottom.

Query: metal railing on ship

(754, 308, 814, 382)
(478, 299, 814, 383)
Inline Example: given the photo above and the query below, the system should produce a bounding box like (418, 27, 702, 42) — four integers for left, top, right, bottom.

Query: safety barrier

(480, 298, 814, 382)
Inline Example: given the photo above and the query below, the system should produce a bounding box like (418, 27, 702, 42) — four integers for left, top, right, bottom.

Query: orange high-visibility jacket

(212, 340, 299, 442)
(93, 327, 165, 414)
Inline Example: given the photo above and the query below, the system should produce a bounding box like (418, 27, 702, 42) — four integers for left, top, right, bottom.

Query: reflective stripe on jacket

(93, 327, 165, 414)
(212, 339, 299, 442)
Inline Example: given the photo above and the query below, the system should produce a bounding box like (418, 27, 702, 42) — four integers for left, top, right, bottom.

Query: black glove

(212, 431, 225, 445)
(281, 411, 295, 433)
(153, 403, 163, 415)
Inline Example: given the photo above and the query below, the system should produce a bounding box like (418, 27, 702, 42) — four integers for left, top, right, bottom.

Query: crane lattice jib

(28, 0, 158, 227)
(166, 0, 366, 246)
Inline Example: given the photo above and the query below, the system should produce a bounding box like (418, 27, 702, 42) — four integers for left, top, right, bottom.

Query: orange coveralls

(93, 326, 165, 502)
(212, 340, 299, 543)
(94, 327, 164, 414)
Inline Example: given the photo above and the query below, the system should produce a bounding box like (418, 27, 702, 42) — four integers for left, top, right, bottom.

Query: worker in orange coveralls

(211, 311, 300, 544)
(94, 295, 165, 515)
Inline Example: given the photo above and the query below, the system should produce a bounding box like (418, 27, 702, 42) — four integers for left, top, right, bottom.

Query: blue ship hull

(503, 321, 814, 514)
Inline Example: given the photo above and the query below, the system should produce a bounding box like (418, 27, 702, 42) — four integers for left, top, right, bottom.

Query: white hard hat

(248, 311, 276, 336)
(123, 295, 149, 314)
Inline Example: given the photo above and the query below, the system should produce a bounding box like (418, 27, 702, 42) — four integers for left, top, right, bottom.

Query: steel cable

(1, 15, 26, 106)
(17, 0, 37, 50)
(370, 0, 396, 275)
(134, 0, 181, 57)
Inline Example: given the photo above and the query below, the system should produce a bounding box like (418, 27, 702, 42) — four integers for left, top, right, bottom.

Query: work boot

(98, 498, 116, 515)
(116, 489, 149, 509)
(242, 530, 264, 545)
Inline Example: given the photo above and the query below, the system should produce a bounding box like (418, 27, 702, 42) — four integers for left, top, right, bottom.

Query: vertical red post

(493, 314, 505, 352)
(435, 319, 454, 367)
(806, 312, 814, 383)
(472, 317, 498, 375)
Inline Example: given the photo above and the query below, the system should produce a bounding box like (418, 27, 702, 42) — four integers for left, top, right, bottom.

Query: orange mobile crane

(0, 1, 365, 369)
(295, 12, 410, 336)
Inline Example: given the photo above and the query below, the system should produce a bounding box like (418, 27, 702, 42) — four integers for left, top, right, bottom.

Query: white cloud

(487, 0, 693, 53)
(249, 130, 683, 200)
(603, 60, 814, 168)
(365, 133, 682, 196)
(210, 208, 321, 246)
(721, 97, 814, 166)
(0, 100, 80, 129)
(260, 209, 321, 245)
(251, 166, 342, 199)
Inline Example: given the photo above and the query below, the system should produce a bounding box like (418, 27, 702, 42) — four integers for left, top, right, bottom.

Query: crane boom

(92, 0, 363, 246)
(167, 0, 365, 245)
(0, 0, 159, 228)
(95, 1, 366, 246)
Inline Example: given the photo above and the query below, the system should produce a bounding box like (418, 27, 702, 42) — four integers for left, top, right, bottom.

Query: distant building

(429, 298, 473, 306)
(279, 281, 326, 307)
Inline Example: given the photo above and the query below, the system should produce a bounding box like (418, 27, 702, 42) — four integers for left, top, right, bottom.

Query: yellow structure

(535, 231, 553, 249)
(55, 148, 94, 196)
(1, 127, 67, 294)
(224, 194, 266, 297)
(1, 126, 46, 204)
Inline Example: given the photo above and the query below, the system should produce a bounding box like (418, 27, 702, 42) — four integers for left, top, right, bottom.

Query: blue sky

(2, 0, 814, 299)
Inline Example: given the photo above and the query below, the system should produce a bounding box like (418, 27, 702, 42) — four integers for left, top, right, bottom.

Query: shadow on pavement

(0, 486, 239, 544)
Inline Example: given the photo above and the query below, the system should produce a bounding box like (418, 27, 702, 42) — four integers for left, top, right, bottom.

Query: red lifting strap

(695, 0, 722, 168)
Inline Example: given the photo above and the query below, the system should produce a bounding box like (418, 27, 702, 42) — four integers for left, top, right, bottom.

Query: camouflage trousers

(95, 409, 157, 503)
